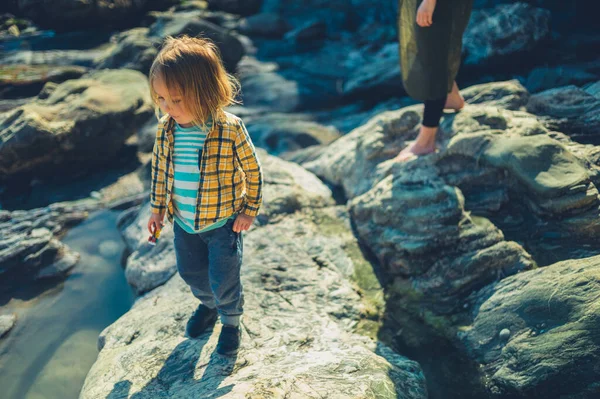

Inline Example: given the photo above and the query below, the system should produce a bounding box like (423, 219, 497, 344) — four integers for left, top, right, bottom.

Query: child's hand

(417, 0, 436, 27)
(147, 212, 165, 235)
(233, 213, 254, 233)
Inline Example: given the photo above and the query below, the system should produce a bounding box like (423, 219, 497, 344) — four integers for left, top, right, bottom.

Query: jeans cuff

(220, 314, 241, 327)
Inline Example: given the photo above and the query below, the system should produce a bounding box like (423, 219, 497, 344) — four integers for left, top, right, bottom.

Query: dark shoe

(186, 304, 218, 338)
(216, 325, 241, 355)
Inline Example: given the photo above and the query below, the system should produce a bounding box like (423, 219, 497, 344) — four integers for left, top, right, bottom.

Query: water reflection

(0, 209, 135, 399)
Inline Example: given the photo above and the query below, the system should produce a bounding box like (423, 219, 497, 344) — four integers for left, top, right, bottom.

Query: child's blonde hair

(149, 35, 240, 126)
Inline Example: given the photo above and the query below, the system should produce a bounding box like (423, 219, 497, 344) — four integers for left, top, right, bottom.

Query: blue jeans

(173, 217, 244, 326)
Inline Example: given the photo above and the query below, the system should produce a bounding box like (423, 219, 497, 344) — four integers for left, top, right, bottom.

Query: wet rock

(463, 3, 551, 67)
(0, 313, 17, 338)
(460, 254, 600, 398)
(0, 199, 96, 281)
(0, 69, 153, 183)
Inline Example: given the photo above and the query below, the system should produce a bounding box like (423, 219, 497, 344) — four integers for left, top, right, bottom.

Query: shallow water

(0, 209, 135, 399)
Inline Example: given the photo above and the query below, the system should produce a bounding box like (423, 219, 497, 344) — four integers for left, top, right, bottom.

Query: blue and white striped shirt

(172, 121, 234, 234)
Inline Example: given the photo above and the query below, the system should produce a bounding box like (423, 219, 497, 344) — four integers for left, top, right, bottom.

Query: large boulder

(119, 150, 335, 294)
(460, 254, 600, 398)
(463, 3, 551, 67)
(0, 198, 97, 281)
(80, 153, 427, 398)
(0, 69, 153, 183)
(236, 57, 301, 112)
(349, 166, 534, 314)
(96, 13, 246, 74)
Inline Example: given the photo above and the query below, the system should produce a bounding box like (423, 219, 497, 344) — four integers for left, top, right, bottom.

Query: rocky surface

(0, 69, 153, 183)
(527, 82, 600, 143)
(460, 254, 600, 398)
(244, 112, 340, 155)
(119, 149, 335, 294)
(0, 199, 98, 280)
(0, 313, 17, 338)
(80, 156, 427, 399)
(463, 3, 551, 68)
(349, 166, 534, 314)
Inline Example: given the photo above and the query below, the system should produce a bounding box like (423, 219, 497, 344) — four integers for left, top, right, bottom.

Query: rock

(94, 28, 158, 74)
(96, 12, 246, 74)
(81, 205, 427, 399)
(349, 167, 534, 313)
(238, 13, 290, 38)
(205, 0, 262, 16)
(498, 328, 510, 341)
(343, 43, 403, 99)
(463, 3, 551, 67)
(527, 84, 600, 142)
(136, 116, 160, 153)
(460, 80, 530, 111)
(245, 113, 341, 155)
(0, 64, 88, 98)
(148, 12, 245, 72)
(237, 57, 301, 112)
(526, 65, 599, 93)
(14, 0, 178, 31)
(120, 150, 334, 293)
(0, 199, 96, 281)
(0, 13, 35, 40)
(283, 19, 327, 43)
(301, 105, 424, 199)
(0, 313, 17, 338)
(460, 254, 600, 398)
(0, 69, 153, 183)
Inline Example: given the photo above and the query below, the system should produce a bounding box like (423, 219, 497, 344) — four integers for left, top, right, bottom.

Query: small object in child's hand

(148, 223, 162, 246)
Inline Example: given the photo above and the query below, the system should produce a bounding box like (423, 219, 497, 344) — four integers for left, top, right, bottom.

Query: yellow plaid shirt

(150, 110, 263, 230)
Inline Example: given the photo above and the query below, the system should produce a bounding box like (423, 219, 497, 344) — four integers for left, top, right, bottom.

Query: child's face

(153, 74, 195, 127)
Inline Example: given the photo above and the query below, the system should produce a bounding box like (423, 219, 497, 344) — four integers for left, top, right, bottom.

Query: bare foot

(444, 81, 465, 111)
(394, 140, 436, 162)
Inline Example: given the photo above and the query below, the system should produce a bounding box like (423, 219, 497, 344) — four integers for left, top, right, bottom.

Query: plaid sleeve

(150, 124, 167, 215)
(234, 118, 263, 217)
